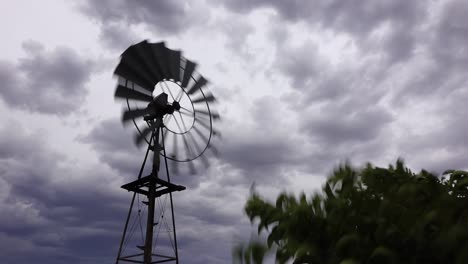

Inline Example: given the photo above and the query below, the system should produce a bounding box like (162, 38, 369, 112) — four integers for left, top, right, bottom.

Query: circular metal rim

(124, 63, 215, 163)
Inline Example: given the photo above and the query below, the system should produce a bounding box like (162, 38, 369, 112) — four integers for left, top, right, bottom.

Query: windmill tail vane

(112, 40, 220, 264)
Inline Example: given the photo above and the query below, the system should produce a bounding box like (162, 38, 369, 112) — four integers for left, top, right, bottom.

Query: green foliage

(235, 159, 468, 263)
(233, 240, 268, 264)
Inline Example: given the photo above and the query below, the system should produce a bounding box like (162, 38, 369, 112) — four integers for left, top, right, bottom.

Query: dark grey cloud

(221, 0, 427, 64)
(254, 1, 467, 177)
(216, 96, 313, 185)
(389, 0, 468, 103)
(98, 22, 141, 52)
(79, 118, 143, 179)
(78, 0, 210, 50)
(277, 41, 322, 90)
(432, 0, 468, 68)
(304, 104, 394, 146)
(0, 121, 126, 264)
(397, 81, 468, 174)
(0, 40, 93, 115)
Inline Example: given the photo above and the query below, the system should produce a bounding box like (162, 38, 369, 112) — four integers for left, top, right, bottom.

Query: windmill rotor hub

(172, 101, 181, 111)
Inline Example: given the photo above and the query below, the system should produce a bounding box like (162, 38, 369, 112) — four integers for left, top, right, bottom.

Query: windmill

(113, 40, 219, 264)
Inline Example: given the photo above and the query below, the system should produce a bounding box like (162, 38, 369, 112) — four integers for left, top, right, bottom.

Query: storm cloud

(0, 40, 93, 115)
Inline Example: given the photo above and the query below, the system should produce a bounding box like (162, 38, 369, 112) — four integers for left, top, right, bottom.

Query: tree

(234, 159, 468, 264)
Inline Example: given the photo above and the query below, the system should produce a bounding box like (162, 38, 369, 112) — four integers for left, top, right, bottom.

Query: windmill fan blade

(188, 131, 209, 168)
(135, 120, 161, 145)
(212, 129, 222, 138)
(115, 85, 154, 102)
(171, 132, 179, 175)
(115, 62, 154, 92)
(181, 60, 196, 88)
(187, 160, 197, 175)
(122, 107, 153, 122)
(132, 40, 164, 84)
(167, 49, 181, 82)
(199, 150, 209, 167)
(170, 158, 179, 176)
(193, 126, 209, 145)
(193, 126, 208, 142)
(181, 134, 196, 173)
(186, 76, 208, 95)
(208, 144, 219, 156)
(179, 110, 192, 117)
(121, 44, 158, 88)
(193, 126, 219, 157)
(116, 42, 160, 93)
(150, 42, 170, 79)
(192, 94, 215, 104)
(196, 118, 211, 131)
(195, 109, 220, 120)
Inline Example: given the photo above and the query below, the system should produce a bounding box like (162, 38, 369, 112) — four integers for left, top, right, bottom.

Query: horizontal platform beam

(121, 174, 186, 197)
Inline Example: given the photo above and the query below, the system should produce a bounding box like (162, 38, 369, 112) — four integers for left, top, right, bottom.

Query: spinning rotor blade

(196, 118, 212, 131)
(179, 110, 192, 118)
(167, 49, 181, 82)
(115, 85, 153, 102)
(187, 160, 197, 175)
(208, 144, 219, 156)
(193, 126, 219, 157)
(150, 42, 170, 80)
(192, 94, 216, 104)
(115, 48, 155, 92)
(132, 40, 164, 84)
(135, 119, 161, 146)
(122, 107, 154, 122)
(196, 118, 221, 138)
(212, 129, 221, 138)
(194, 109, 220, 120)
(171, 131, 179, 175)
(121, 45, 159, 88)
(187, 130, 209, 168)
(181, 60, 196, 88)
(186, 76, 207, 95)
(181, 134, 197, 174)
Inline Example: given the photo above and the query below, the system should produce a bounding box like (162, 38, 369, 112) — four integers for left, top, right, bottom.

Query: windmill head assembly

(113, 40, 220, 264)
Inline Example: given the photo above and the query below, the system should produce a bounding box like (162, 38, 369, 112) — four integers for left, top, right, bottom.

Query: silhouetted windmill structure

(113, 40, 219, 264)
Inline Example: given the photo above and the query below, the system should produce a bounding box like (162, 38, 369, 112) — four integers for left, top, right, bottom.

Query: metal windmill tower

(113, 40, 220, 264)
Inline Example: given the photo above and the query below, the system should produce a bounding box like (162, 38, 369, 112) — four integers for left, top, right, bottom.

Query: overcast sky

(1, 0, 467, 263)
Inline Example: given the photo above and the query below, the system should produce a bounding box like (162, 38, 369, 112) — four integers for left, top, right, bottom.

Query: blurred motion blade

(122, 107, 153, 122)
(192, 94, 215, 104)
(193, 126, 209, 145)
(135, 119, 161, 146)
(212, 129, 221, 138)
(208, 144, 219, 156)
(171, 132, 179, 175)
(186, 76, 208, 95)
(115, 85, 153, 102)
(195, 109, 220, 120)
(167, 49, 181, 82)
(121, 41, 159, 87)
(150, 42, 170, 79)
(133, 40, 164, 84)
(181, 60, 196, 88)
(115, 62, 154, 92)
(189, 130, 209, 168)
(187, 160, 197, 175)
(196, 118, 211, 131)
